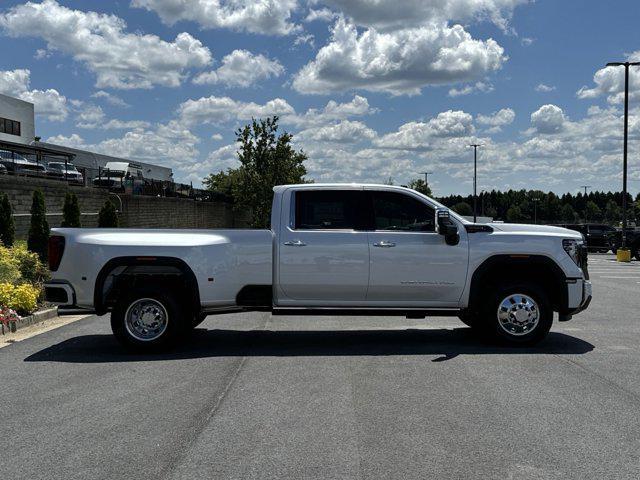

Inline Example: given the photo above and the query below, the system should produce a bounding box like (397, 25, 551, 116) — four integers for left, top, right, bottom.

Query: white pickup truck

(45, 184, 591, 349)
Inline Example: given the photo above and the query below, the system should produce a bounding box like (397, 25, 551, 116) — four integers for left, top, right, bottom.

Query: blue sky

(0, 0, 639, 196)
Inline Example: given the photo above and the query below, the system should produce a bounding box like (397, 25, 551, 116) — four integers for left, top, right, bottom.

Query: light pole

(419, 171, 433, 192)
(580, 185, 591, 222)
(469, 144, 482, 223)
(532, 197, 540, 224)
(606, 61, 640, 249)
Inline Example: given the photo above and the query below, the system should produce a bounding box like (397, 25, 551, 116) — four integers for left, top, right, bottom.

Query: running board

(272, 308, 460, 318)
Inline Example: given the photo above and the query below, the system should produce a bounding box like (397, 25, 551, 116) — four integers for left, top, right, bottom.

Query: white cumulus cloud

(535, 83, 556, 93)
(577, 54, 640, 104)
(0, 0, 212, 90)
(131, 0, 300, 36)
(193, 50, 284, 88)
(477, 108, 515, 126)
(292, 18, 505, 95)
(530, 104, 565, 134)
(0, 68, 68, 121)
(320, 0, 528, 32)
(374, 110, 474, 150)
(297, 120, 376, 143)
(178, 96, 295, 126)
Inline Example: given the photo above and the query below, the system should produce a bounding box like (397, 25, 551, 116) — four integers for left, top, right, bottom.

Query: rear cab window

(294, 190, 366, 230)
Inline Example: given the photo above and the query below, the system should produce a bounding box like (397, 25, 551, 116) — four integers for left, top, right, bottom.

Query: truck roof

(273, 183, 416, 192)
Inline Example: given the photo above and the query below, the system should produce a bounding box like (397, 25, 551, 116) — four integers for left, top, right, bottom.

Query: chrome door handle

(284, 240, 306, 246)
(373, 241, 396, 248)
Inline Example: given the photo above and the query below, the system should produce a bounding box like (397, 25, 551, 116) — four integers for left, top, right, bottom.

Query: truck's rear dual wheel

(111, 289, 188, 350)
(463, 283, 552, 345)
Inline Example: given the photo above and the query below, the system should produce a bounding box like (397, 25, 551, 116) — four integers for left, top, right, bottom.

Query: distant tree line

(437, 190, 640, 225)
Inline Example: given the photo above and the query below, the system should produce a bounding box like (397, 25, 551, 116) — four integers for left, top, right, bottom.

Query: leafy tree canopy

(204, 116, 309, 228)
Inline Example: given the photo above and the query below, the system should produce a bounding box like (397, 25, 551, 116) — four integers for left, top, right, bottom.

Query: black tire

(110, 289, 188, 351)
(479, 283, 553, 345)
(634, 250, 640, 261)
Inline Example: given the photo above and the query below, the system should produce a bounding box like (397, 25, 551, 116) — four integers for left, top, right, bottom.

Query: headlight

(562, 239, 581, 265)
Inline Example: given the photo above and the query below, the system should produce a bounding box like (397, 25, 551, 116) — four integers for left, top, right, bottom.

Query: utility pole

(419, 171, 433, 192)
(606, 61, 640, 249)
(469, 144, 482, 223)
(580, 185, 591, 223)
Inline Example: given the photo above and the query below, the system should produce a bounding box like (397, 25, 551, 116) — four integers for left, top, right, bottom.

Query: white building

(0, 93, 173, 183)
(0, 93, 35, 145)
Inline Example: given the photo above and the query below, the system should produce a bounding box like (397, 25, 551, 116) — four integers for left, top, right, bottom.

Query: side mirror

(437, 210, 460, 246)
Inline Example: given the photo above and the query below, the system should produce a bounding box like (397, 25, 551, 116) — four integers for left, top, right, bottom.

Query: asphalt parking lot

(1, 254, 640, 480)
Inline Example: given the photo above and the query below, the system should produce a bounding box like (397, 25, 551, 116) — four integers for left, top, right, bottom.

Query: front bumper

(559, 279, 592, 321)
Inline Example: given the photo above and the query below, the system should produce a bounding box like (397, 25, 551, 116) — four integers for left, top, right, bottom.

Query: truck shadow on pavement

(24, 328, 594, 363)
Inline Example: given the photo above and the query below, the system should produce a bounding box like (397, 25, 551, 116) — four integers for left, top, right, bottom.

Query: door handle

(284, 240, 307, 247)
(373, 241, 396, 248)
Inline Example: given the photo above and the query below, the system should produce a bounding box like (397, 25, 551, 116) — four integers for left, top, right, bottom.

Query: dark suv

(609, 228, 640, 259)
(560, 224, 616, 253)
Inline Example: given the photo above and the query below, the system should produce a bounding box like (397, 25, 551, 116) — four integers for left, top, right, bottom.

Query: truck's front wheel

(111, 290, 186, 350)
(481, 284, 552, 345)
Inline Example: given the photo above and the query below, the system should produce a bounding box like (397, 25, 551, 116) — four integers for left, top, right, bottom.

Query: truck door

(277, 189, 370, 303)
(365, 189, 469, 307)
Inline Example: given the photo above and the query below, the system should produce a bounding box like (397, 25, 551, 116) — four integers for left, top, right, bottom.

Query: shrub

(98, 200, 118, 227)
(0, 243, 49, 285)
(0, 193, 14, 247)
(0, 282, 39, 315)
(13, 242, 49, 284)
(0, 246, 21, 284)
(27, 190, 50, 261)
(61, 192, 81, 228)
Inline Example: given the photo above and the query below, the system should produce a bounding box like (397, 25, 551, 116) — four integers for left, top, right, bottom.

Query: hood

(489, 223, 583, 238)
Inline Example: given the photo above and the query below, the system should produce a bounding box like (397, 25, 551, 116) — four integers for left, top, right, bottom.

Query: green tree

(452, 201, 473, 216)
(202, 169, 242, 198)
(560, 203, 577, 222)
(0, 192, 15, 247)
(584, 201, 601, 222)
(604, 200, 620, 224)
(27, 190, 49, 261)
(98, 200, 119, 227)
(203, 116, 308, 228)
(407, 178, 432, 197)
(506, 205, 525, 223)
(61, 192, 81, 228)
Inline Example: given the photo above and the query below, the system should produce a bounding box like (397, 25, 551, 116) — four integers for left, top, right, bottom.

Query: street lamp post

(469, 144, 482, 223)
(419, 171, 433, 192)
(580, 185, 591, 222)
(606, 61, 640, 249)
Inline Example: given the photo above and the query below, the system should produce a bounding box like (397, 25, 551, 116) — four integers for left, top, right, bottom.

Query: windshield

(0, 150, 28, 162)
(49, 163, 78, 172)
(102, 170, 125, 178)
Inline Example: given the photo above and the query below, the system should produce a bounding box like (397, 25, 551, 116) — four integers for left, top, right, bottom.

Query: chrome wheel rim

(124, 298, 168, 342)
(496, 293, 539, 336)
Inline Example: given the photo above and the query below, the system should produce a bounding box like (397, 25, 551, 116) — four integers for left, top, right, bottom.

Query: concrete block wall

(0, 176, 249, 239)
(117, 194, 249, 229)
(1, 175, 109, 237)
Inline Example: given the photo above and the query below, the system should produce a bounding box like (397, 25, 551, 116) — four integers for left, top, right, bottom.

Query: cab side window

(295, 190, 363, 230)
(372, 191, 435, 232)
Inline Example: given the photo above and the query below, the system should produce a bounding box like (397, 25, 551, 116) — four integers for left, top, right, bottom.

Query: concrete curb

(1, 307, 58, 335)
